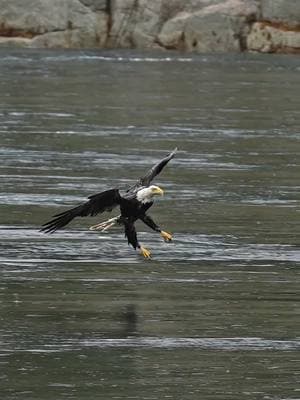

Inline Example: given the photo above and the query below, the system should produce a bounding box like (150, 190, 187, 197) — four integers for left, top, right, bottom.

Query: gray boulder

(158, 12, 191, 49)
(261, 0, 300, 28)
(247, 22, 300, 53)
(107, 0, 163, 48)
(0, 0, 108, 48)
(159, 0, 259, 52)
(0, 0, 299, 53)
(247, 0, 300, 53)
(107, 0, 228, 49)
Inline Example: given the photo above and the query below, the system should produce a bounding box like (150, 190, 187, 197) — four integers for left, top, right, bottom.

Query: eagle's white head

(136, 185, 164, 204)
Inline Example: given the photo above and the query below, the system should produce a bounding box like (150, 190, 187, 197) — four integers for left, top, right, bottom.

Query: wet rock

(247, 22, 300, 53)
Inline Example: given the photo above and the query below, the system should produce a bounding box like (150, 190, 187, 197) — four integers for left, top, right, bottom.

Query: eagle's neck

(136, 187, 153, 204)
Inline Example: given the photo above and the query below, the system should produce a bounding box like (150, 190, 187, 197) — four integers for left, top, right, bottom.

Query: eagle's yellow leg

(160, 231, 173, 242)
(140, 246, 151, 259)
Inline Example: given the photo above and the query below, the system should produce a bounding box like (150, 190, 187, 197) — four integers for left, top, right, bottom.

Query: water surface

(0, 49, 299, 400)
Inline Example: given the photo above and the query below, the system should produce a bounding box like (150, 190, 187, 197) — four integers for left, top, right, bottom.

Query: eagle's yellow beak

(152, 186, 164, 196)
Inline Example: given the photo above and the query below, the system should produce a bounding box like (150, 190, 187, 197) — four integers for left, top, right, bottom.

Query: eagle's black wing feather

(128, 148, 177, 192)
(41, 189, 121, 233)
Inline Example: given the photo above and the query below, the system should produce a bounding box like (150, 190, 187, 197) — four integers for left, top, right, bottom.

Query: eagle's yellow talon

(161, 231, 172, 242)
(140, 246, 151, 259)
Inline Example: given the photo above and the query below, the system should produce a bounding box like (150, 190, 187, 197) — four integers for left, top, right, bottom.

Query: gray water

(0, 49, 299, 400)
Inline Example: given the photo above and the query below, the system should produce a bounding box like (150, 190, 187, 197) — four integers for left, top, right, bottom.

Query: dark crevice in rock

(264, 44, 300, 54)
(106, 0, 112, 38)
(79, 0, 108, 12)
(105, 0, 111, 15)
(240, 12, 259, 52)
(0, 24, 71, 40)
(0, 25, 37, 39)
(274, 46, 300, 54)
(106, 0, 139, 48)
(154, 36, 175, 50)
(259, 20, 300, 32)
(239, 35, 248, 52)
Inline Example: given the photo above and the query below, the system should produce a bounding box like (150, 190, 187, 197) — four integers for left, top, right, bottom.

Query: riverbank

(0, 0, 299, 53)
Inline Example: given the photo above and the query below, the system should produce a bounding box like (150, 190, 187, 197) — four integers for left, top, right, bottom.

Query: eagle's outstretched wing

(41, 189, 121, 233)
(128, 148, 177, 192)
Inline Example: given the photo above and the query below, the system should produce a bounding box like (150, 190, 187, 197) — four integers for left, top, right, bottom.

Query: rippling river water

(0, 49, 299, 399)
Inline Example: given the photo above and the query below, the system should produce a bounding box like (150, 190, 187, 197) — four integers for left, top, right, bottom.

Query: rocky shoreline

(0, 0, 299, 53)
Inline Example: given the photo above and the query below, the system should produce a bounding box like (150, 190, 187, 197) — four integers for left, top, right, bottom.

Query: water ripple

(0, 228, 299, 264)
(1, 337, 299, 353)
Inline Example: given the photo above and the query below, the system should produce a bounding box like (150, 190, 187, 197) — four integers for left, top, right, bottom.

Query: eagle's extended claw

(140, 246, 151, 259)
(161, 230, 172, 242)
(89, 216, 119, 232)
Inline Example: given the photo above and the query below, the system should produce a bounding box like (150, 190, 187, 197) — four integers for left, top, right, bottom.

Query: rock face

(247, 0, 300, 53)
(0, 0, 108, 48)
(247, 22, 300, 53)
(107, 0, 163, 48)
(0, 0, 299, 53)
(261, 0, 300, 28)
(158, 0, 259, 52)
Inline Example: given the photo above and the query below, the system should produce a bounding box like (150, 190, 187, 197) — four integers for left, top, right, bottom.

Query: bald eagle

(41, 148, 177, 258)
